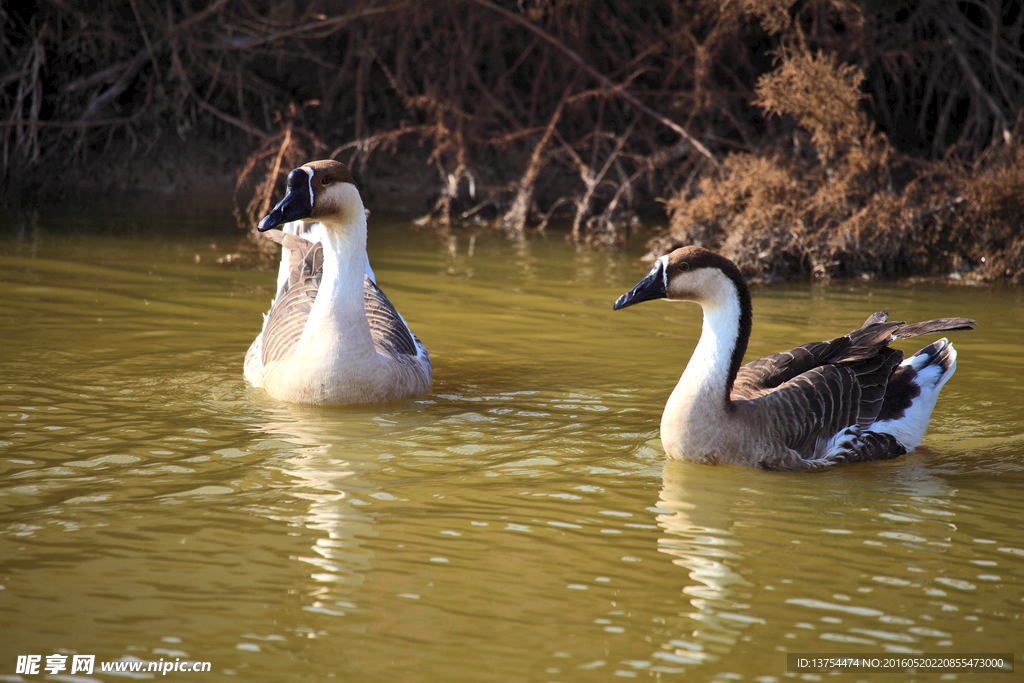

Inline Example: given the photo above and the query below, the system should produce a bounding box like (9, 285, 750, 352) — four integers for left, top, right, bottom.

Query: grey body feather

(260, 230, 427, 367)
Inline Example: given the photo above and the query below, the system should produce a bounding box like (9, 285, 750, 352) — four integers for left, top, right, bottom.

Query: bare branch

(465, 0, 720, 170)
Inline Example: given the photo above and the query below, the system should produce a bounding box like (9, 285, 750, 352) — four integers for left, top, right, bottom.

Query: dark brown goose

(614, 246, 975, 470)
(245, 160, 431, 404)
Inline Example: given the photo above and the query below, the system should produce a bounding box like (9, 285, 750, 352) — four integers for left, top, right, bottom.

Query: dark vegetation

(2, 0, 1023, 280)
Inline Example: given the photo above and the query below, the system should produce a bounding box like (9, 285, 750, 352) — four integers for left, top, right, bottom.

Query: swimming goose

(614, 246, 975, 470)
(245, 160, 431, 405)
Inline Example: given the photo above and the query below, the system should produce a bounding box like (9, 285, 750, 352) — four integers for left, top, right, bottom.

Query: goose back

(614, 246, 976, 470)
(735, 312, 974, 469)
(246, 229, 430, 404)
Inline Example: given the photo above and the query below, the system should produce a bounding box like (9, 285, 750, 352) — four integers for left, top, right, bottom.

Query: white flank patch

(816, 425, 862, 463)
(870, 341, 957, 450)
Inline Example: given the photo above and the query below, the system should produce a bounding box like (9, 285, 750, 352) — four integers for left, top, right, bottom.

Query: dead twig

(499, 89, 569, 234)
(465, 0, 720, 171)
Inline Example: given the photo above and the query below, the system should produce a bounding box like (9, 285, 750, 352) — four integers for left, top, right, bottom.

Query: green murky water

(2, 201, 1023, 682)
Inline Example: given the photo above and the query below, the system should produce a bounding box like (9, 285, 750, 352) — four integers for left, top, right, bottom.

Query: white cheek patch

(299, 166, 315, 207)
(657, 255, 670, 288)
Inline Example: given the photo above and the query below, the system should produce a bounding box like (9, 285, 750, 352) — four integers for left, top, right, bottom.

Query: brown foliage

(2, 1, 1023, 274)
(662, 50, 908, 279)
(946, 141, 1024, 283)
(755, 50, 872, 164)
(657, 8, 1024, 282)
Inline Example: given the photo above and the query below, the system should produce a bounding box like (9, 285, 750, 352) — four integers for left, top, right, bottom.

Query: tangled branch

(2, 0, 1022, 261)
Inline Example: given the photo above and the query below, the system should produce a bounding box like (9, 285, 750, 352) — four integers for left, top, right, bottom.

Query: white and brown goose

(245, 159, 431, 405)
(614, 246, 975, 470)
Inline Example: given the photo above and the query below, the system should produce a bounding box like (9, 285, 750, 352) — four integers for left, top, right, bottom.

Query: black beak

(258, 168, 313, 232)
(614, 259, 667, 310)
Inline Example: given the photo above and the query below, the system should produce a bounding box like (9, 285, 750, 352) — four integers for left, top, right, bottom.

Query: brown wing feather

(759, 364, 861, 459)
(735, 311, 976, 467)
(732, 311, 975, 401)
(892, 317, 976, 338)
(260, 232, 322, 366)
(732, 312, 886, 400)
(263, 230, 323, 295)
(732, 337, 850, 399)
(363, 276, 422, 359)
(260, 229, 424, 366)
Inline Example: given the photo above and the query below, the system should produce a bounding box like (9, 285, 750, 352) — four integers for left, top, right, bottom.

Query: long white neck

(286, 218, 376, 282)
(318, 214, 369, 311)
(676, 295, 741, 401)
(294, 212, 379, 371)
(661, 274, 743, 447)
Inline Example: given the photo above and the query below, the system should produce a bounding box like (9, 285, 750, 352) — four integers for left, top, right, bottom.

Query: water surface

(2, 203, 1023, 682)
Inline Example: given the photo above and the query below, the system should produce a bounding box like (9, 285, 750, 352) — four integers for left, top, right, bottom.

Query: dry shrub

(0, 0, 771, 241)
(665, 153, 807, 272)
(663, 50, 907, 279)
(755, 50, 874, 165)
(233, 106, 325, 247)
(3, 0, 1023, 272)
(659, 41, 1024, 282)
(946, 140, 1024, 283)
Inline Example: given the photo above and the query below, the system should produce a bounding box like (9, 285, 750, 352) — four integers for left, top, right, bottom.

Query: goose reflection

(650, 455, 971, 670)
(253, 402, 393, 607)
(651, 459, 758, 664)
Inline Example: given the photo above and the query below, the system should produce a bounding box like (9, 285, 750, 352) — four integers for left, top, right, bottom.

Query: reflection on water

(655, 462, 753, 666)
(651, 458, 1024, 677)
(1, 206, 1022, 681)
(257, 407, 379, 599)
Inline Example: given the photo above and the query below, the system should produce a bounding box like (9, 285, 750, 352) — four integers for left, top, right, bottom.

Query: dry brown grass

(654, 5, 1024, 282)
(660, 50, 909, 279)
(947, 140, 1024, 282)
(3, 1, 1023, 276)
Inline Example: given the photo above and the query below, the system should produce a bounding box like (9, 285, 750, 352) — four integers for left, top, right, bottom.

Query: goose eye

(321, 176, 332, 186)
(679, 262, 689, 272)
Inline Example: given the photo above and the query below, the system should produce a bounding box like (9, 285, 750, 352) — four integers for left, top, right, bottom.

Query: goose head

(614, 245, 754, 402)
(258, 160, 364, 232)
(614, 246, 747, 310)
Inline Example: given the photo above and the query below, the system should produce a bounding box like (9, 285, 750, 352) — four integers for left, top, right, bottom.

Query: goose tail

(868, 338, 958, 451)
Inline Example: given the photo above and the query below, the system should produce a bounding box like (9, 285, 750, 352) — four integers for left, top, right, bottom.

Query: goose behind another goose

(245, 160, 431, 405)
(614, 246, 976, 470)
